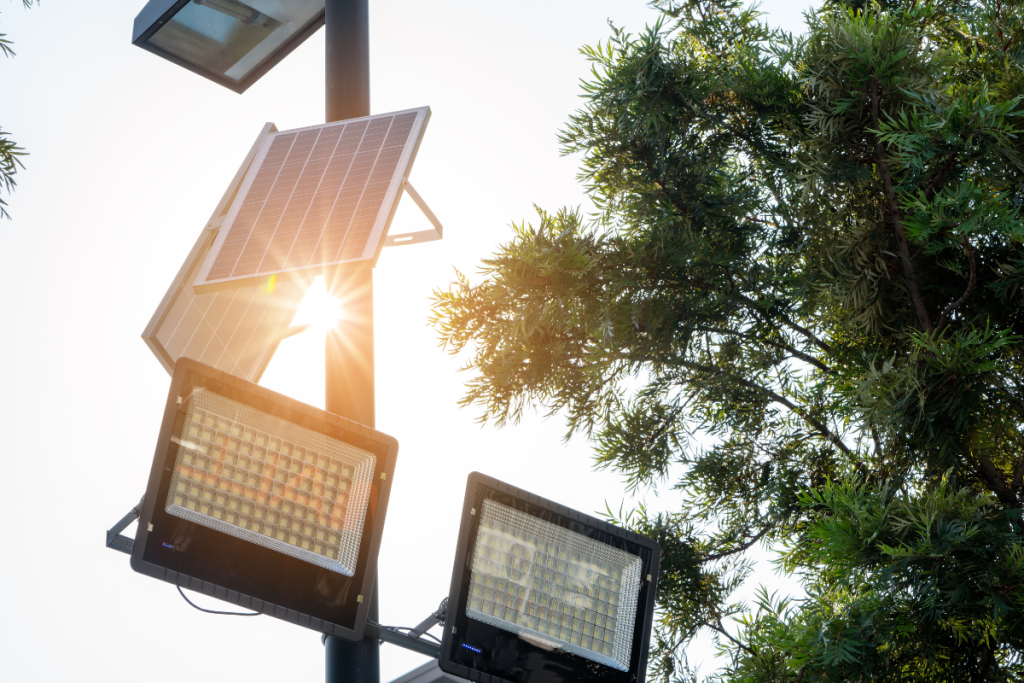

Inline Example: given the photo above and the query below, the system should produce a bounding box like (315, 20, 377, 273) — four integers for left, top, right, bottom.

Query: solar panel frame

(143, 122, 311, 382)
(192, 106, 431, 294)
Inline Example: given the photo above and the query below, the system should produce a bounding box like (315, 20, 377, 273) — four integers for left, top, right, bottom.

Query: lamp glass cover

(166, 387, 376, 576)
(147, 0, 322, 84)
(466, 499, 643, 671)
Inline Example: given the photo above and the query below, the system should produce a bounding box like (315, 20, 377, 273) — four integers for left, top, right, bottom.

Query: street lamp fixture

(440, 473, 661, 683)
(132, 0, 326, 93)
(130, 357, 398, 641)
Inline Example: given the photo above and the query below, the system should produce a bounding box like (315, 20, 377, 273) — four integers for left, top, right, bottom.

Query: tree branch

(923, 153, 958, 201)
(736, 293, 835, 356)
(703, 525, 772, 562)
(935, 235, 977, 334)
(677, 359, 854, 455)
(869, 78, 934, 334)
(712, 619, 757, 657)
(1012, 457, 1024, 492)
(779, 314, 835, 357)
(692, 325, 834, 373)
(976, 458, 1024, 533)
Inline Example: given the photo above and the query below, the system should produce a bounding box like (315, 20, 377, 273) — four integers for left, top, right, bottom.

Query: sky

(0, 1, 810, 681)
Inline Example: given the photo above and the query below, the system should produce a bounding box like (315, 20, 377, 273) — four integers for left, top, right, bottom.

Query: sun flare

(290, 277, 344, 333)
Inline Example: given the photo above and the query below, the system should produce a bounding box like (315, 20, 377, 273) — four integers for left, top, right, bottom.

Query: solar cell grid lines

(154, 248, 307, 380)
(194, 107, 429, 293)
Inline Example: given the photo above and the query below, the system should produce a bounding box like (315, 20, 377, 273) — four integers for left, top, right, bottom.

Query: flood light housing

(440, 473, 660, 683)
(130, 357, 397, 641)
(132, 0, 325, 93)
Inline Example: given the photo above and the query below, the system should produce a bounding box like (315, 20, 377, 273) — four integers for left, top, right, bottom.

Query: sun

(290, 276, 344, 334)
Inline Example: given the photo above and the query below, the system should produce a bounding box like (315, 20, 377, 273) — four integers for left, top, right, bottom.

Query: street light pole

(323, 1, 379, 682)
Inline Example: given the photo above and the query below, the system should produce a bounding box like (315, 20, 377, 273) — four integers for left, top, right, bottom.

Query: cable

(377, 624, 443, 644)
(178, 586, 260, 616)
(405, 629, 442, 644)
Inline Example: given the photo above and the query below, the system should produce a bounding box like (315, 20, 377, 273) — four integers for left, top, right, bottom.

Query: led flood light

(131, 357, 398, 641)
(441, 473, 660, 683)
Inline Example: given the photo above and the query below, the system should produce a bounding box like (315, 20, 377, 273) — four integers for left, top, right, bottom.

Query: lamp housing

(132, 0, 325, 93)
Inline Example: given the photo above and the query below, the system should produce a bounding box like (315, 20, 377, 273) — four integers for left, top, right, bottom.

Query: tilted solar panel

(143, 122, 312, 382)
(193, 107, 430, 294)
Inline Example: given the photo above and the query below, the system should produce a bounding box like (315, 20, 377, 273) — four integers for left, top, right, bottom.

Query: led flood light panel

(131, 358, 398, 641)
(441, 473, 660, 683)
(143, 122, 311, 382)
(193, 107, 430, 294)
(469, 500, 642, 671)
(167, 388, 375, 575)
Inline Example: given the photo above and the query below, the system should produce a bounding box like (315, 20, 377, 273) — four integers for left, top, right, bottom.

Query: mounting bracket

(105, 495, 145, 554)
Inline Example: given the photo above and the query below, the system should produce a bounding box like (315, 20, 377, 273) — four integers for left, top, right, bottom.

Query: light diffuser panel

(167, 387, 376, 575)
(194, 107, 430, 294)
(467, 500, 642, 672)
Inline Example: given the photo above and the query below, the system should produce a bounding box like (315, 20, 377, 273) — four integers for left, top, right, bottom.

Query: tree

(1, 0, 33, 220)
(430, 0, 1024, 679)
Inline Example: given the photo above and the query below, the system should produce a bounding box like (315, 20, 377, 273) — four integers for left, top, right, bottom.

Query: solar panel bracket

(383, 179, 443, 248)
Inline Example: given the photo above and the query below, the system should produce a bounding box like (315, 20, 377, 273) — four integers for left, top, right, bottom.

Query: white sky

(0, 1, 810, 681)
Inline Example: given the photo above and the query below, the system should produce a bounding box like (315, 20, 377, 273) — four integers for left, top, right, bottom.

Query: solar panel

(143, 122, 312, 382)
(193, 107, 431, 294)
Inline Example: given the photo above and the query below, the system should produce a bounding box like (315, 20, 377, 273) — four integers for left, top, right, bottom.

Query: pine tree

(431, 0, 1024, 679)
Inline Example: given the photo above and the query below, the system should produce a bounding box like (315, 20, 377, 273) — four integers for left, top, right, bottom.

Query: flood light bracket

(409, 597, 448, 639)
(105, 495, 146, 555)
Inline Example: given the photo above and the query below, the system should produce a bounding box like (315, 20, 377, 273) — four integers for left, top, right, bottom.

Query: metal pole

(323, 1, 378, 682)
(325, 0, 369, 122)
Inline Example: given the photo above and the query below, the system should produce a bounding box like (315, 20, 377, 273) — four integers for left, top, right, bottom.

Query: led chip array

(165, 388, 376, 576)
(466, 499, 642, 672)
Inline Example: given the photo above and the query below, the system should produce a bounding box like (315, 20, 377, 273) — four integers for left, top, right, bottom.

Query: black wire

(178, 586, 260, 616)
(420, 632, 442, 644)
(377, 624, 443, 644)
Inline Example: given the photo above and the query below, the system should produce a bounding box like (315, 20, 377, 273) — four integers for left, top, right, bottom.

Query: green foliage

(0, 0, 34, 220)
(431, 0, 1024, 679)
(736, 476, 1024, 680)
